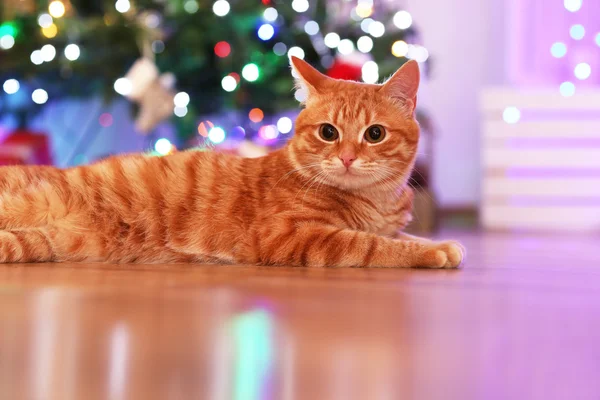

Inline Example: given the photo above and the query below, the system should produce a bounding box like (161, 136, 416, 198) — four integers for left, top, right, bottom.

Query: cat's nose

(339, 155, 356, 168)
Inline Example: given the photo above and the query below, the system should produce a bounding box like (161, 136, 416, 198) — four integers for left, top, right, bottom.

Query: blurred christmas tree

(0, 0, 431, 148)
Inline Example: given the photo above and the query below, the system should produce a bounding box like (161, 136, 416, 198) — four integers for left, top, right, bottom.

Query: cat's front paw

(418, 240, 465, 269)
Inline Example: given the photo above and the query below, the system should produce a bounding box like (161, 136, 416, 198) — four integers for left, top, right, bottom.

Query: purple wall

(507, 0, 600, 86)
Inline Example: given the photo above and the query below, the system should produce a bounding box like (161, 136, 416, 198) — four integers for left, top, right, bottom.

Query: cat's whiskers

(368, 165, 406, 189)
(292, 169, 327, 208)
(366, 169, 427, 231)
(375, 164, 440, 227)
(301, 170, 329, 205)
(269, 162, 322, 192)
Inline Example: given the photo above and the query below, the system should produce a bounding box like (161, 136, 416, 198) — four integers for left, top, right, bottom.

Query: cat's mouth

(320, 161, 381, 189)
(329, 166, 373, 181)
(328, 166, 358, 177)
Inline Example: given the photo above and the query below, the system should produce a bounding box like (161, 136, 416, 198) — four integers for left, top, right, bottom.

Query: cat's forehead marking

(327, 93, 377, 130)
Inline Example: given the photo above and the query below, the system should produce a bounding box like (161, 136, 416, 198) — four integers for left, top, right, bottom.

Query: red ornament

(326, 60, 362, 81)
(0, 130, 52, 166)
(326, 53, 371, 81)
(214, 41, 231, 58)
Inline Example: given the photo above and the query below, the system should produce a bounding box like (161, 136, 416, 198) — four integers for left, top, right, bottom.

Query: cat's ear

(380, 60, 420, 113)
(290, 56, 331, 100)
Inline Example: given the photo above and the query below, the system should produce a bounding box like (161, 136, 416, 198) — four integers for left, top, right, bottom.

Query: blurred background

(0, 0, 599, 233)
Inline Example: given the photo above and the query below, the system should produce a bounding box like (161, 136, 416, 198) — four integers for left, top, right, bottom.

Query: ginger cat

(0, 57, 464, 268)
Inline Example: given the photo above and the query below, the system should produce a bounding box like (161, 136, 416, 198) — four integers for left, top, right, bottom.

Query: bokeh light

(559, 81, 576, 97)
(184, 0, 199, 13)
(368, 21, 385, 38)
(596, 33, 600, 47)
(99, 113, 113, 127)
(263, 7, 278, 22)
(391, 40, 409, 57)
(304, 21, 319, 36)
(49, 1, 66, 18)
(3, 79, 20, 94)
(30, 50, 44, 65)
(145, 13, 161, 29)
(564, 0, 582, 12)
(0, 35, 14, 50)
(412, 46, 430, 62)
(214, 41, 231, 57)
(570, 24, 585, 40)
(324, 33, 341, 48)
(41, 24, 58, 38)
(32, 88, 48, 104)
(0, 22, 17, 38)
(64, 44, 80, 61)
(257, 24, 275, 41)
(152, 40, 165, 54)
(41, 44, 56, 62)
(197, 121, 214, 137)
(38, 14, 53, 28)
(393, 11, 413, 29)
(291, 0, 309, 13)
(221, 75, 237, 92)
(502, 107, 521, 124)
(249, 108, 264, 123)
(294, 88, 308, 102)
(114, 78, 132, 96)
(357, 36, 373, 53)
(174, 92, 190, 107)
(230, 126, 246, 140)
(355, 3, 373, 18)
(574, 63, 591, 80)
(228, 126, 245, 141)
(208, 127, 226, 144)
(360, 18, 373, 33)
(174, 106, 188, 117)
(154, 138, 173, 155)
(362, 61, 379, 84)
(213, 0, 230, 17)
(550, 42, 567, 58)
(277, 117, 293, 134)
(273, 42, 287, 56)
(115, 0, 130, 13)
(288, 46, 305, 59)
(242, 63, 260, 81)
(407, 44, 418, 60)
(338, 39, 354, 55)
(259, 125, 279, 140)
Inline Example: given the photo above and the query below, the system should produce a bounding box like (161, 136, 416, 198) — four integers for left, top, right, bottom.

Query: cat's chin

(324, 168, 409, 191)
(325, 171, 380, 191)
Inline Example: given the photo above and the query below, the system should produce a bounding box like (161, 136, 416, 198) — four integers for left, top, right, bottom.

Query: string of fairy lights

(551, 0, 596, 97)
(111, 0, 425, 154)
(0, 1, 69, 105)
(502, 0, 599, 125)
(0, 0, 426, 156)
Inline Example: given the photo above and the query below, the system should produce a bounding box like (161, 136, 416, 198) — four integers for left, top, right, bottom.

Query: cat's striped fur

(0, 58, 464, 267)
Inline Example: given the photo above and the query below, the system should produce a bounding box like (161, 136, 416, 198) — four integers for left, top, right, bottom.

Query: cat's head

(287, 56, 420, 191)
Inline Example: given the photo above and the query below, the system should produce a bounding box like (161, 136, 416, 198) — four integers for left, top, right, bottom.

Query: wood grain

(1, 230, 599, 400)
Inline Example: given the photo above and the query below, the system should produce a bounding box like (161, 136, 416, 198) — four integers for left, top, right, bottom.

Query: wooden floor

(1, 230, 599, 400)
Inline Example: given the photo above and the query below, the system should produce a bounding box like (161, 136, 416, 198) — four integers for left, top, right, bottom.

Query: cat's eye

(364, 125, 386, 144)
(319, 124, 339, 142)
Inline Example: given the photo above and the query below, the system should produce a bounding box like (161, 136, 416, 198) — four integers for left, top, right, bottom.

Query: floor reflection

(231, 309, 274, 400)
(108, 323, 129, 400)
